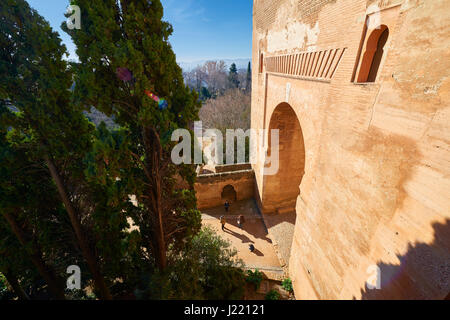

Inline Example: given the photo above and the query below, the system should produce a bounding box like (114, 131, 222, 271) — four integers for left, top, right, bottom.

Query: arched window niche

(357, 25, 389, 83)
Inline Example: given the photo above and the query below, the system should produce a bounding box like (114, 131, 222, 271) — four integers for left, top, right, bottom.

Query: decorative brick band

(265, 47, 346, 81)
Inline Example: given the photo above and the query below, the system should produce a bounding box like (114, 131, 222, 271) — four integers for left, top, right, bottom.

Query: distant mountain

(178, 58, 251, 72)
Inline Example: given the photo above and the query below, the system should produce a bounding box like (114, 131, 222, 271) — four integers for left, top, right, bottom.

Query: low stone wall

(195, 168, 255, 210)
(215, 163, 252, 173)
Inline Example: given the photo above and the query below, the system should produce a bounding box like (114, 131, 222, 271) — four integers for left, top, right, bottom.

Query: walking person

(237, 214, 245, 229)
(224, 200, 230, 213)
(220, 215, 226, 231)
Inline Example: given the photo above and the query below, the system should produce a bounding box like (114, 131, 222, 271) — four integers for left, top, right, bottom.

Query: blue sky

(25, 0, 253, 62)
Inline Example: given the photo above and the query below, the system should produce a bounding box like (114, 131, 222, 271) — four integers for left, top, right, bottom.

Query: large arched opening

(262, 102, 306, 214)
(261, 102, 306, 266)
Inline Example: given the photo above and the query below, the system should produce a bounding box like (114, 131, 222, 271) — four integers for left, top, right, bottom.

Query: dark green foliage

(245, 269, 264, 291)
(228, 63, 240, 89)
(0, 104, 78, 299)
(0, 0, 125, 299)
(0, 0, 246, 300)
(245, 62, 251, 92)
(265, 289, 281, 300)
(281, 278, 293, 292)
(0, 274, 14, 300)
(114, 228, 246, 300)
(149, 227, 246, 300)
(200, 87, 212, 101)
(64, 0, 202, 272)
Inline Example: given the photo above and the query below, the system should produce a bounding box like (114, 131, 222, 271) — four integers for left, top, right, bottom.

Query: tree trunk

(154, 168, 167, 271)
(153, 146, 167, 271)
(3, 270, 30, 300)
(3, 212, 65, 300)
(143, 127, 167, 271)
(44, 155, 112, 300)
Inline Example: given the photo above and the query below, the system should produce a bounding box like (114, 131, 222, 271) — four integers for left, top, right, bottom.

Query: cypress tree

(63, 0, 202, 271)
(0, 112, 70, 299)
(246, 62, 252, 92)
(228, 63, 240, 89)
(0, 0, 112, 299)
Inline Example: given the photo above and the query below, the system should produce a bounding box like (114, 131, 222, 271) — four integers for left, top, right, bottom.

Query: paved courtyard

(260, 210, 296, 268)
(201, 199, 284, 280)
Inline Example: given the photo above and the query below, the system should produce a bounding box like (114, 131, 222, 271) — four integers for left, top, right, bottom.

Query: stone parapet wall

(214, 163, 252, 173)
(195, 168, 255, 210)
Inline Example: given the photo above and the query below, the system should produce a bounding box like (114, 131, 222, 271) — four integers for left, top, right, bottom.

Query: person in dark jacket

(224, 201, 230, 213)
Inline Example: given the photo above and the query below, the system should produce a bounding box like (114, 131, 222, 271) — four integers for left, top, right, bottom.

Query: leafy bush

(265, 289, 281, 300)
(0, 274, 14, 300)
(245, 269, 264, 291)
(281, 278, 293, 293)
(0, 274, 8, 298)
(162, 227, 246, 300)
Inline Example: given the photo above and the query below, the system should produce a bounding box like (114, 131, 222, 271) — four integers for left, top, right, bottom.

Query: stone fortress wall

(251, 0, 450, 299)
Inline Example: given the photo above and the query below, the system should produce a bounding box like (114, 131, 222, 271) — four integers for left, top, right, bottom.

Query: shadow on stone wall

(358, 219, 450, 300)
